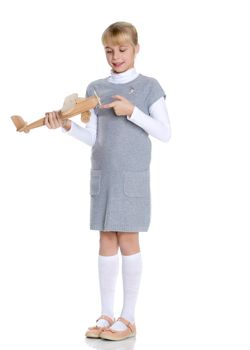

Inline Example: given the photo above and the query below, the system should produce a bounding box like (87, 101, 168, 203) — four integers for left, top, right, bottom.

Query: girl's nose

(113, 50, 120, 60)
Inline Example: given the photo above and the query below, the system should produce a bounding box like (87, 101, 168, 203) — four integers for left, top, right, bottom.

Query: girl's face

(104, 41, 139, 73)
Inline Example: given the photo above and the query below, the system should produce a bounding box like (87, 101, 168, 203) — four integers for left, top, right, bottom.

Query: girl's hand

(100, 95, 134, 117)
(45, 110, 71, 130)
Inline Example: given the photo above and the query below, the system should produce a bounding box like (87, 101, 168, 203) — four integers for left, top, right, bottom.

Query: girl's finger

(101, 101, 116, 109)
(55, 111, 62, 126)
(45, 113, 51, 128)
(53, 111, 60, 128)
(112, 95, 124, 100)
(49, 111, 56, 128)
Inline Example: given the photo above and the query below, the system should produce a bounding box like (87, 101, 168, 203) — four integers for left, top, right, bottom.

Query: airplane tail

(11, 115, 29, 133)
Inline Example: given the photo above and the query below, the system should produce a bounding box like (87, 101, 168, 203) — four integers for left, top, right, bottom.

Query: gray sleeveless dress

(86, 74, 166, 232)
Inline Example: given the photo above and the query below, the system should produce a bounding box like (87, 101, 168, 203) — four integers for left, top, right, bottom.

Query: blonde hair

(102, 22, 138, 49)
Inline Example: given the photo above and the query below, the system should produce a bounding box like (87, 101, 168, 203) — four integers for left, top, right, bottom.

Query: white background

(0, 1, 249, 349)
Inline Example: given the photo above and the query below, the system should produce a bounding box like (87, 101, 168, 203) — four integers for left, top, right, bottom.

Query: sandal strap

(96, 315, 114, 327)
(117, 317, 134, 333)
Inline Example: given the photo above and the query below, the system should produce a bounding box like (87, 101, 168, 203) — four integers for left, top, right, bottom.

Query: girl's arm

(127, 97, 171, 142)
(62, 108, 97, 146)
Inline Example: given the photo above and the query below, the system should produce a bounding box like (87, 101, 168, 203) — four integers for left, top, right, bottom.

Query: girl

(45, 21, 171, 341)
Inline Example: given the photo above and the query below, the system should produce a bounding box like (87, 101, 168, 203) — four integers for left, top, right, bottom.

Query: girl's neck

(108, 67, 139, 84)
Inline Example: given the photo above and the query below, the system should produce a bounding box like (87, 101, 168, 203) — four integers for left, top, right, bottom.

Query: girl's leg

(96, 231, 119, 327)
(110, 232, 142, 331)
(99, 230, 119, 256)
(117, 231, 140, 256)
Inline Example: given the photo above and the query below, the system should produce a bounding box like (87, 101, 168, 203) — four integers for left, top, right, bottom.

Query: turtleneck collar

(107, 67, 139, 84)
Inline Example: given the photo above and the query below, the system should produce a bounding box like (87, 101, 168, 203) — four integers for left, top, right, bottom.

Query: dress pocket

(123, 170, 150, 198)
(90, 169, 101, 196)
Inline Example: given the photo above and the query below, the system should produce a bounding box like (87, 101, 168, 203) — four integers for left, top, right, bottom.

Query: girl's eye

(105, 48, 127, 54)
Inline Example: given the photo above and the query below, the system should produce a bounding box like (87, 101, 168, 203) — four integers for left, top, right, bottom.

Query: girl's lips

(113, 62, 124, 67)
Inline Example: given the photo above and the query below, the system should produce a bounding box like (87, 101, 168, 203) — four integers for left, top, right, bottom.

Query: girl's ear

(135, 43, 140, 54)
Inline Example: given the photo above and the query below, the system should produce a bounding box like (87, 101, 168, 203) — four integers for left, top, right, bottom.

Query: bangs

(103, 32, 133, 47)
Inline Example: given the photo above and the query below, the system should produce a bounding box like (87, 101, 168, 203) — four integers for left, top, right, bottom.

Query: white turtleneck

(62, 68, 171, 145)
(108, 67, 140, 83)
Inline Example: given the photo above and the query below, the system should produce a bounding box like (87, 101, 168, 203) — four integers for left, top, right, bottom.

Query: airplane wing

(61, 93, 79, 112)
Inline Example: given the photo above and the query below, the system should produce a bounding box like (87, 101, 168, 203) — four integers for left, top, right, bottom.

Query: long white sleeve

(127, 96, 171, 142)
(61, 108, 97, 146)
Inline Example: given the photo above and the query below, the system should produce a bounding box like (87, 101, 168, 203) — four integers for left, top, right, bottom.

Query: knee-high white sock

(111, 252, 142, 331)
(96, 254, 119, 327)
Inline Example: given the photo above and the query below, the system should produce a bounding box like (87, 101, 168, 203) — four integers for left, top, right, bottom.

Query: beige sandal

(85, 315, 115, 338)
(100, 316, 136, 341)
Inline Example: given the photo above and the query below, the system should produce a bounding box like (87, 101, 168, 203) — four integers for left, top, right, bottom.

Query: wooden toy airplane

(11, 90, 101, 133)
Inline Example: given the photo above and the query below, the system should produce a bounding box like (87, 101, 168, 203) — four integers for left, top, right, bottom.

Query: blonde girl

(45, 21, 171, 341)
